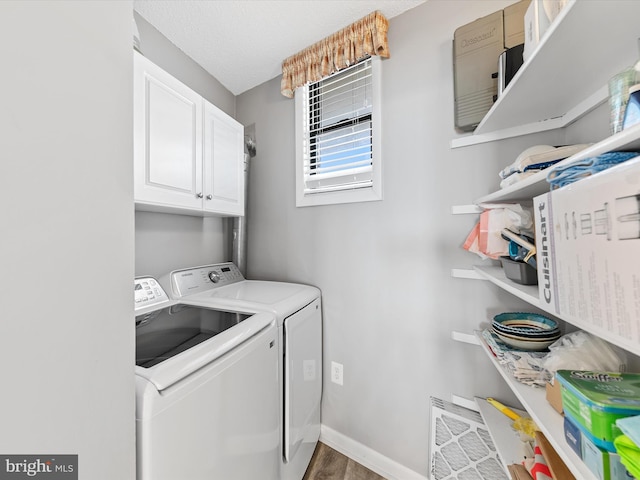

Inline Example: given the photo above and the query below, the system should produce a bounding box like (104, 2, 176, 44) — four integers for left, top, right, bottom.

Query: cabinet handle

(196, 192, 203, 198)
(206, 194, 213, 200)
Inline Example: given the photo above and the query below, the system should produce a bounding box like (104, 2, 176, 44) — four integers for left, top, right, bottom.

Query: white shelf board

(473, 265, 541, 308)
(474, 265, 640, 358)
(475, 333, 597, 480)
(477, 169, 551, 204)
(451, 117, 564, 149)
(477, 0, 638, 134)
(451, 0, 640, 147)
(475, 397, 531, 471)
(474, 122, 640, 204)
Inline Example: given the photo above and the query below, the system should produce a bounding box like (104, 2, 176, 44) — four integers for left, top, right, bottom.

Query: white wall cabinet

(134, 51, 244, 217)
(203, 101, 245, 216)
(451, 2, 640, 479)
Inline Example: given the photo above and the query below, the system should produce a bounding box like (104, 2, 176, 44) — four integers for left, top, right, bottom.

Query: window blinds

(302, 58, 373, 195)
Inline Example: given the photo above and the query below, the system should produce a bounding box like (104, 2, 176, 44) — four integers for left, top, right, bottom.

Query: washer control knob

(208, 271, 221, 283)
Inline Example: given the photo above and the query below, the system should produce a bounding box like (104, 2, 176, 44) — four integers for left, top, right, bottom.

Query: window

(295, 56, 382, 207)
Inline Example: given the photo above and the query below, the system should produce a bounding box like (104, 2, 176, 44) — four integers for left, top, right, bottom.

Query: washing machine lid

(186, 281, 319, 319)
(163, 263, 320, 320)
(207, 281, 304, 303)
(135, 308, 275, 392)
(136, 304, 253, 368)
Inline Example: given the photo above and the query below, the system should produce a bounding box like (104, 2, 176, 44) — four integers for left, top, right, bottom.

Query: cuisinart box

(453, 0, 530, 132)
(533, 156, 640, 351)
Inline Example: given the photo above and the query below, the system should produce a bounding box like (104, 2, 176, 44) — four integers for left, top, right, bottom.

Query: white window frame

(295, 56, 382, 207)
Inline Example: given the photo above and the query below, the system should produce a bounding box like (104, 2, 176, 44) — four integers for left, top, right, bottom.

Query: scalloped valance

(280, 11, 389, 98)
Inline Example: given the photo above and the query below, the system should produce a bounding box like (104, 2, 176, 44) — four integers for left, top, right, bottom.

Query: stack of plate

(491, 312, 561, 351)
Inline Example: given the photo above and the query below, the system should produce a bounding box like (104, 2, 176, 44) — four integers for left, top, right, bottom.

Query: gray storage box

(500, 256, 538, 285)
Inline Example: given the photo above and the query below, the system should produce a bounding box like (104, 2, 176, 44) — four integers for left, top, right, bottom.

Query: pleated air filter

(429, 397, 508, 480)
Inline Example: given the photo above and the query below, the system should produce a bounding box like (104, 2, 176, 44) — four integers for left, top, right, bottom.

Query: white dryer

(161, 262, 322, 480)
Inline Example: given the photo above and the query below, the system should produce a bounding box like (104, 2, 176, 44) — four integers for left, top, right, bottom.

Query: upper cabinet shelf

(452, 0, 640, 148)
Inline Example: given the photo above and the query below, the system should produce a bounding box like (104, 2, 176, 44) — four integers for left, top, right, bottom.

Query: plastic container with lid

(556, 370, 640, 452)
(609, 68, 637, 134)
(623, 84, 640, 130)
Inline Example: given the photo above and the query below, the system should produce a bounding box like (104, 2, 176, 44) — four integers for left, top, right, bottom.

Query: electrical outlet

(331, 361, 343, 386)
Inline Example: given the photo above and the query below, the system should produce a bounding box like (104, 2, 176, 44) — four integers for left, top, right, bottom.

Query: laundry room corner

(236, 1, 547, 477)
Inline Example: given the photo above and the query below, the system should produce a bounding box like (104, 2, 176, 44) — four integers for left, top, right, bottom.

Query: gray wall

(236, 1, 570, 475)
(0, 2, 135, 478)
(133, 13, 238, 278)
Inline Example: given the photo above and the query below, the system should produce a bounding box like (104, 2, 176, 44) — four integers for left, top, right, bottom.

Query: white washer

(161, 262, 322, 480)
(134, 277, 280, 480)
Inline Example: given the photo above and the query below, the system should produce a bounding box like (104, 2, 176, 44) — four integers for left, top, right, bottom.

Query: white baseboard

(319, 425, 428, 480)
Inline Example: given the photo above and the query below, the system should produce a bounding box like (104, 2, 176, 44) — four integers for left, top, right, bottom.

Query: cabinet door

(203, 101, 245, 216)
(134, 52, 203, 211)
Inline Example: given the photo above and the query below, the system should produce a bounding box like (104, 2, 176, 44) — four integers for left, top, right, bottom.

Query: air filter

(430, 397, 508, 480)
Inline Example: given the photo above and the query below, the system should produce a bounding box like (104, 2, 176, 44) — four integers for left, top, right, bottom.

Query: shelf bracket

(451, 205, 483, 215)
(451, 269, 485, 280)
(451, 394, 479, 412)
(451, 331, 481, 345)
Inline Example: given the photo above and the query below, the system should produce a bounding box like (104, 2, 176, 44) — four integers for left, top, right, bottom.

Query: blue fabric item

(522, 159, 562, 172)
(617, 415, 640, 447)
(546, 151, 640, 189)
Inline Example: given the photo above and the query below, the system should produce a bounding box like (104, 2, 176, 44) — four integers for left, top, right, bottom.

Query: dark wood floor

(303, 442, 387, 480)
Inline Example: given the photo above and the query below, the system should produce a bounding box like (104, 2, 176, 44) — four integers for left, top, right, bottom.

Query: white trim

(319, 425, 428, 480)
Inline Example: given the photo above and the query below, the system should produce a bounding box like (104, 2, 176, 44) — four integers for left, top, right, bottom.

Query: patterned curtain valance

(280, 11, 389, 98)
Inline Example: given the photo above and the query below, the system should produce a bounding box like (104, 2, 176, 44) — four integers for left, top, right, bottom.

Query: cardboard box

(504, 0, 530, 48)
(557, 370, 640, 451)
(564, 415, 582, 457)
(453, 10, 504, 131)
(523, 0, 568, 61)
(533, 156, 640, 353)
(580, 426, 633, 480)
(564, 415, 633, 480)
(453, 0, 530, 131)
(536, 431, 576, 480)
(546, 379, 563, 414)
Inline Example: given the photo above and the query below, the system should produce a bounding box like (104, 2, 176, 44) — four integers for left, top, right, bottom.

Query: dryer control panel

(135, 277, 170, 310)
(171, 262, 245, 298)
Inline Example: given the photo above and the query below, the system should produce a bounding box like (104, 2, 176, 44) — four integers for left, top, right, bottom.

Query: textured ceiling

(133, 0, 425, 95)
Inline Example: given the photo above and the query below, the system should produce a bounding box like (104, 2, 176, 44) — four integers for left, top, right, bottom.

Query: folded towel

(500, 145, 556, 180)
(547, 151, 640, 189)
(614, 434, 640, 479)
(499, 144, 590, 180)
(500, 171, 538, 189)
(617, 415, 640, 447)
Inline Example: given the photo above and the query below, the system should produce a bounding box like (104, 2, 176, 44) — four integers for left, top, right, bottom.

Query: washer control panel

(135, 277, 170, 310)
(171, 262, 245, 298)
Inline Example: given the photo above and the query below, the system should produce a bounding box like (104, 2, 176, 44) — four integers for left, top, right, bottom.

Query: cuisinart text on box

(533, 156, 640, 351)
